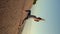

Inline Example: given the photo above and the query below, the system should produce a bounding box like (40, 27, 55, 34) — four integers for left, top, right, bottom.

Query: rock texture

(0, 0, 34, 34)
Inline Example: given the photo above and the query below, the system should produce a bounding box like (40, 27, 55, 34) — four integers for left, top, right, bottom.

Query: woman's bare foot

(34, 17, 45, 22)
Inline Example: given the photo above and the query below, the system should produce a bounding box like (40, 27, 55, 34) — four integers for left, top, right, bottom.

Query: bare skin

(34, 17, 45, 22)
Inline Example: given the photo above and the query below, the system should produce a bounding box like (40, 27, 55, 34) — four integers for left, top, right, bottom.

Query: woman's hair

(33, 0, 37, 5)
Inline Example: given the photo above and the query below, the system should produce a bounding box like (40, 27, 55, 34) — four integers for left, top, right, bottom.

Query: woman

(22, 10, 45, 24)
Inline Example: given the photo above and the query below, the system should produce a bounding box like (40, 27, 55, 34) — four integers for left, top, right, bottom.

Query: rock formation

(0, 0, 34, 34)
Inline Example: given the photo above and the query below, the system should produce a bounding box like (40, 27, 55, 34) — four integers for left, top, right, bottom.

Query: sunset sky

(22, 0, 60, 34)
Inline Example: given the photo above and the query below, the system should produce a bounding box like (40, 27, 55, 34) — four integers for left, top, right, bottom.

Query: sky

(22, 0, 60, 34)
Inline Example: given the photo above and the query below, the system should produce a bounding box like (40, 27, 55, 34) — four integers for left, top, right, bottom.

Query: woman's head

(33, 0, 37, 5)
